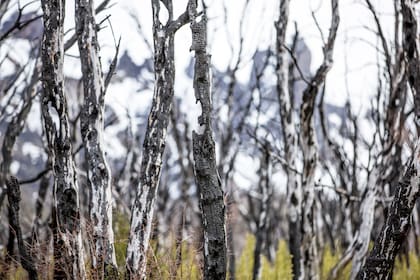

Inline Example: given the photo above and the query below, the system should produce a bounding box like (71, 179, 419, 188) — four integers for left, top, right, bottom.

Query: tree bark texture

(41, 0, 86, 278)
(125, 0, 190, 277)
(299, 1, 339, 279)
(188, 0, 226, 280)
(358, 148, 420, 280)
(189, 1, 227, 279)
(75, 0, 118, 277)
(6, 177, 37, 280)
(275, 1, 302, 279)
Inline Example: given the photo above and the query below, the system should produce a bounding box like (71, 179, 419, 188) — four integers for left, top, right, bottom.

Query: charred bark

(6, 176, 37, 279)
(358, 148, 420, 279)
(189, 1, 227, 279)
(125, 1, 190, 278)
(75, 0, 118, 277)
(41, 0, 86, 278)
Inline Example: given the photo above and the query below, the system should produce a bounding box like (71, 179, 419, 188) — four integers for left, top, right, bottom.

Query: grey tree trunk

(358, 148, 420, 279)
(125, 1, 190, 278)
(275, 1, 302, 278)
(189, 1, 227, 279)
(41, 0, 86, 278)
(299, 1, 339, 279)
(75, 0, 118, 277)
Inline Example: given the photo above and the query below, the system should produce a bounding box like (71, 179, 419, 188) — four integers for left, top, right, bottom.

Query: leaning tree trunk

(299, 1, 339, 279)
(125, 0, 190, 278)
(357, 2, 420, 278)
(189, 1, 227, 279)
(41, 0, 86, 278)
(358, 147, 420, 279)
(275, 0, 302, 278)
(75, 0, 118, 277)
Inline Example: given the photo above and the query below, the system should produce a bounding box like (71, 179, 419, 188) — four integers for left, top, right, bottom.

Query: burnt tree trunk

(125, 1, 190, 278)
(6, 177, 37, 279)
(252, 146, 272, 280)
(189, 1, 227, 279)
(358, 149, 420, 279)
(75, 0, 118, 277)
(299, 1, 339, 279)
(41, 0, 86, 278)
(275, 0, 302, 278)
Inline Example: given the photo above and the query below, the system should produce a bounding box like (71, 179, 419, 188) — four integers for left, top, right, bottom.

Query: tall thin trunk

(299, 1, 339, 279)
(275, 1, 302, 278)
(125, 1, 190, 278)
(189, 1, 227, 279)
(40, 0, 86, 278)
(75, 0, 118, 277)
(252, 147, 272, 280)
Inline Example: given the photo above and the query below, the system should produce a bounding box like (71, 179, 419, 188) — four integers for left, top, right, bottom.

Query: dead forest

(0, 0, 420, 279)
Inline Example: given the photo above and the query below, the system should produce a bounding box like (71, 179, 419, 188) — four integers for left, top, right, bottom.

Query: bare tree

(252, 144, 272, 280)
(189, 0, 227, 279)
(40, 0, 86, 277)
(75, 0, 118, 277)
(275, 1, 303, 278)
(125, 0, 190, 277)
(299, 0, 339, 278)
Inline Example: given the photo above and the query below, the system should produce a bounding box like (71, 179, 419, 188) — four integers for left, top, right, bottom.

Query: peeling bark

(41, 0, 86, 278)
(75, 0, 118, 277)
(6, 176, 37, 279)
(358, 147, 420, 279)
(125, 1, 190, 278)
(299, 1, 339, 279)
(189, 1, 227, 279)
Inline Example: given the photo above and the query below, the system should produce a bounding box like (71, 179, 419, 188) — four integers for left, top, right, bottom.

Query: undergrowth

(2, 214, 420, 279)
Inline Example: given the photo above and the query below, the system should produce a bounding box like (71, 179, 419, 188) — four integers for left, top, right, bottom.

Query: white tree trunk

(75, 0, 118, 277)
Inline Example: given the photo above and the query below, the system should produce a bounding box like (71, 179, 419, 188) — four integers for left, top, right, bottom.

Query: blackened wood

(125, 0, 190, 278)
(358, 153, 420, 279)
(6, 176, 37, 280)
(189, 1, 227, 279)
(41, 0, 86, 278)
